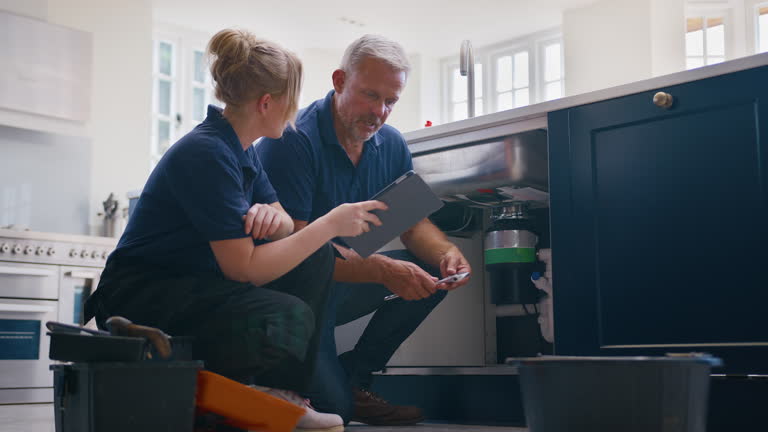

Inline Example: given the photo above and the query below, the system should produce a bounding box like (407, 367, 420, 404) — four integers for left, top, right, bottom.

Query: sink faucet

(460, 40, 475, 118)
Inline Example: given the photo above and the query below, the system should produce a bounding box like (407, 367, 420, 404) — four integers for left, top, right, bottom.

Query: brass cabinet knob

(653, 92, 674, 109)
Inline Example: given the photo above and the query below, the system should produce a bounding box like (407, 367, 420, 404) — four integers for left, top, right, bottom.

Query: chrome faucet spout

(460, 40, 475, 118)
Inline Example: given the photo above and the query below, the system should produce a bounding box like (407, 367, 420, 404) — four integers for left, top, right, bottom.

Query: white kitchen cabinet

(0, 404, 54, 432)
(0, 11, 92, 134)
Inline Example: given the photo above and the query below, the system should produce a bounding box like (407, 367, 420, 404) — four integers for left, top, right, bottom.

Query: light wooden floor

(346, 423, 527, 431)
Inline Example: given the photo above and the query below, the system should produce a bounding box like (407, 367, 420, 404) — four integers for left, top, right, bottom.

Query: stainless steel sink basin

(411, 129, 548, 204)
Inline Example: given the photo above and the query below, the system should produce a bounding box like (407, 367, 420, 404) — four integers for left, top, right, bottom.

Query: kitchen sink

(411, 129, 548, 205)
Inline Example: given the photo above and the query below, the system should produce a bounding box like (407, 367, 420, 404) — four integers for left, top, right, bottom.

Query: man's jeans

(304, 249, 447, 423)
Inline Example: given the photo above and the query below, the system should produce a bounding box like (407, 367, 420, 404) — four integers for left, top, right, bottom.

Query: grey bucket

(514, 355, 722, 432)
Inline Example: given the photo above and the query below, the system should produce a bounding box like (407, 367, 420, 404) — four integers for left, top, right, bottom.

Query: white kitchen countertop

(405, 52, 768, 153)
(0, 228, 118, 246)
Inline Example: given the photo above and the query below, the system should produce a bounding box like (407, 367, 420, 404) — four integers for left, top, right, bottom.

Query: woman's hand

(321, 200, 388, 238)
(243, 203, 286, 240)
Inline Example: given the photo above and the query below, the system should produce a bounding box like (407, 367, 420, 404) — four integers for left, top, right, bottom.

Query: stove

(0, 228, 117, 404)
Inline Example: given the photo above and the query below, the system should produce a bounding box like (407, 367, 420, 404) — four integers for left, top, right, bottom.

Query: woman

(83, 29, 385, 432)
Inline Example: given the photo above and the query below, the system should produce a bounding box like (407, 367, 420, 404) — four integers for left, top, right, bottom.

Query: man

(256, 34, 471, 426)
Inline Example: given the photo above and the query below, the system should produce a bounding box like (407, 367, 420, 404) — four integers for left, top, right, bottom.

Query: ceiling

(153, 0, 599, 58)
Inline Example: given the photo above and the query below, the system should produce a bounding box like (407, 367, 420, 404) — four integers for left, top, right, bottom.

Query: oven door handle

(65, 271, 99, 280)
(0, 266, 57, 277)
(0, 303, 56, 314)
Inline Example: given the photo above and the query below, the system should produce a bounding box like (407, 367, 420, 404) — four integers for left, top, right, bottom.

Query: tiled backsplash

(0, 124, 91, 235)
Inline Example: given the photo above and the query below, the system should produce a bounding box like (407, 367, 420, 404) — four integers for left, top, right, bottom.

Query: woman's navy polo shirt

(112, 105, 277, 275)
(256, 90, 413, 223)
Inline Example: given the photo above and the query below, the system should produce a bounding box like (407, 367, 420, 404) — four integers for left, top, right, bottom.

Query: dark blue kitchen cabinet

(548, 65, 768, 375)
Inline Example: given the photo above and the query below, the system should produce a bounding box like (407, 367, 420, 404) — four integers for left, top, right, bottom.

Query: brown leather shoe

(351, 387, 425, 426)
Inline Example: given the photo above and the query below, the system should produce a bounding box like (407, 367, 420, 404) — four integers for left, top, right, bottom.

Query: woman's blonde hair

(207, 29, 303, 127)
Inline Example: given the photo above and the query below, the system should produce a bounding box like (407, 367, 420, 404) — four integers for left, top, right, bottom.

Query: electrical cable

(521, 303, 531, 315)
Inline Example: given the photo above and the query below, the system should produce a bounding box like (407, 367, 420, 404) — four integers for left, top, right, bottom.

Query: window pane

(514, 88, 530, 107)
(474, 64, 483, 98)
(706, 56, 725, 65)
(475, 98, 483, 116)
(544, 44, 562, 81)
(496, 56, 512, 92)
(497, 91, 513, 111)
(159, 42, 172, 76)
(687, 56, 705, 69)
(686, 30, 704, 56)
(158, 79, 171, 115)
(193, 50, 205, 83)
(193, 88, 206, 122)
(514, 52, 529, 88)
(452, 102, 467, 121)
(545, 81, 562, 101)
(158, 120, 171, 153)
(687, 17, 704, 33)
(706, 24, 725, 56)
(759, 14, 768, 53)
(451, 68, 465, 103)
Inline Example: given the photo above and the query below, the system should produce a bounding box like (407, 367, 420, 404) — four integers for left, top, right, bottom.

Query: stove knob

(80, 250, 89, 258)
(0, 243, 9, 253)
(69, 249, 78, 258)
(101, 251, 109, 259)
(12, 244, 22, 254)
(24, 245, 35, 255)
(90, 250, 99, 259)
(36, 246, 46, 255)
(48, 247, 57, 256)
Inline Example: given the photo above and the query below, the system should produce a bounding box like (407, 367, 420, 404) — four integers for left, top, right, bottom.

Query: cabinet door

(548, 66, 768, 373)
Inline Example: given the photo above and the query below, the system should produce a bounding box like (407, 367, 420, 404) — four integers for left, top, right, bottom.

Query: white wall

(0, 0, 47, 19)
(563, 0, 685, 96)
(46, 0, 153, 234)
(297, 48, 342, 108)
(417, 53, 442, 132)
(651, 0, 686, 76)
(386, 53, 423, 133)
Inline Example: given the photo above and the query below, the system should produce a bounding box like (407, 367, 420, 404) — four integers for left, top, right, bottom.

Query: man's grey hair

(340, 34, 411, 77)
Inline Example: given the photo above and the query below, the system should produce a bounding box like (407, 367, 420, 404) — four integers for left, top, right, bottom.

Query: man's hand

(243, 203, 285, 240)
(436, 245, 472, 291)
(379, 257, 439, 301)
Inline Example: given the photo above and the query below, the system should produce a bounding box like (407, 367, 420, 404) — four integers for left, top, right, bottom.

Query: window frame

(151, 36, 178, 165)
(756, 2, 768, 53)
(489, 39, 534, 113)
(151, 26, 215, 168)
(536, 36, 565, 103)
(685, 2, 734, 69)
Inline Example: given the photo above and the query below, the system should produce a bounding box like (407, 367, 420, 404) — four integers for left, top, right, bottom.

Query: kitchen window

(758, 5, 768, 53)
(540, 41, 564, 102)
(494, 52, 528, 111)
(152, 39, 177, 162)
(685, 16, 726, 69)
(151, 29, 215, 168)
(442, 31, 564, 123)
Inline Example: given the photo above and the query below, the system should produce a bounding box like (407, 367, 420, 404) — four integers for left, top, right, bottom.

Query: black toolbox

(47, 320, 202, 432)
(52, 361, 202, 432)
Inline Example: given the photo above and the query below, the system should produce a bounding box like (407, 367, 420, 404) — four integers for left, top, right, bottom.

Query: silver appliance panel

(0, 230, 114, 404)
(411, 129, 548, 201)
(0, 298, 57, 389)
(0, 262, 59, 299)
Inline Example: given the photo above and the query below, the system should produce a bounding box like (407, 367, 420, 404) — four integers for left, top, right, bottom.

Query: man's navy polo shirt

(256, 90, 413, 224)
(112, 105, 277, 275)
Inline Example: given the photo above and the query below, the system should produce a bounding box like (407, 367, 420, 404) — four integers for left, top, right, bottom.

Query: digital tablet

(340, 171, 444, 258)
